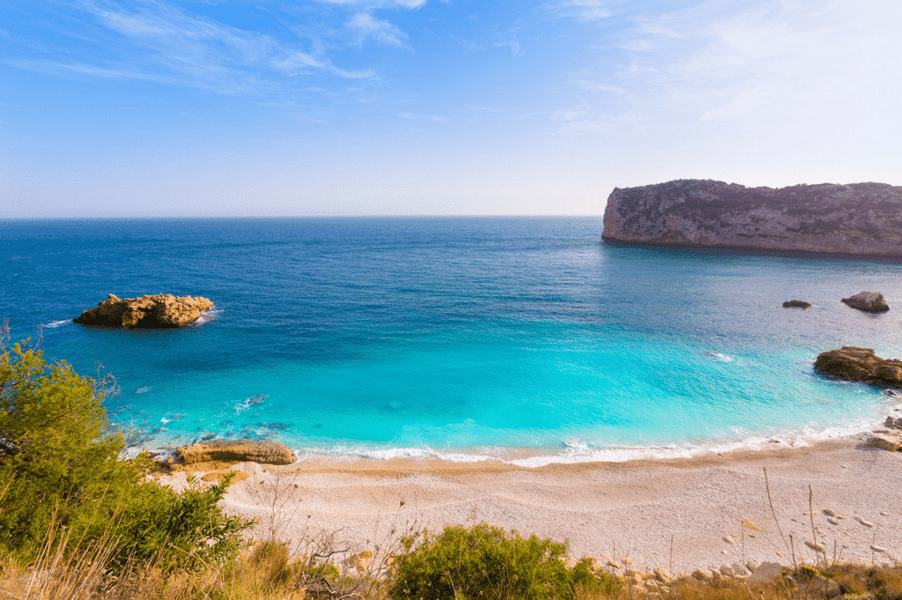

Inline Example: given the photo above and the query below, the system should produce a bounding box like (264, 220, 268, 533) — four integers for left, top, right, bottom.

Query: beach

(162, 436, 902, 575)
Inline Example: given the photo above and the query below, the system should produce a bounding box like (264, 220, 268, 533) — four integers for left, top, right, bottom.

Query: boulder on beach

(862, 434, 902, 452)
(841, 291, 889, 312)
(177, 439, 294, 465)
(814, 346, 902, 387)
(73, 293, 214, 328)
(782, 300, 811, 309)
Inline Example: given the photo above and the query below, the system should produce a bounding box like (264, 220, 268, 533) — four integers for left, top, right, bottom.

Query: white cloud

(315, 0, 427, 7)
(548, 0, 612, 22)
(348, 13, 409, 46)
(397, 112, 448, 122)
(575, 80, 625, 94)
(274, 51, 326, 73)
(569, 0, 902, 131)
(6, 0, 398, 93)
(498, 40, 524, 57)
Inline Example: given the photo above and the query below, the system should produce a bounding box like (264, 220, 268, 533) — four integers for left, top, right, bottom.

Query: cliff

(602, 180, 902, 256)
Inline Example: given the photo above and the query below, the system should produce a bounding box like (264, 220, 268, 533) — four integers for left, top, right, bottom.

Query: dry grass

(2, 530, 900, 600)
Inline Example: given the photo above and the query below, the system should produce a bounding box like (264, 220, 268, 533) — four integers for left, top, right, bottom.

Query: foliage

(110, 473, 253, 573)
(389, 523, 619, 600)
(0, 336, 132, 552)
(0, 333, 253, 572)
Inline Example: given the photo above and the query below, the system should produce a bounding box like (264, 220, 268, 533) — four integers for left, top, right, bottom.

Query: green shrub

(109, 473, 253, 573)
(389, 523, 620, 600)
(0, 336, 253, 572)
(0, 338, 134, 552)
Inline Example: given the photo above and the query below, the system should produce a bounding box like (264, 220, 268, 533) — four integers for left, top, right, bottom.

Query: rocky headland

(602, 180, 902, 256)
(73, 293, 214, 328)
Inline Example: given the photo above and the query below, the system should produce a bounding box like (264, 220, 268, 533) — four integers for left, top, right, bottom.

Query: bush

(0, 337, 134, 552)
(389, 523, 620, 600)
(0, 335, 253, 571)
(109, 473, 253, 573)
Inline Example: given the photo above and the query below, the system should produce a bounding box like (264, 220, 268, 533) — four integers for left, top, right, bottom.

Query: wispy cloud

(547, 0, 613, 22)
(316, 0, 427, 7)
(5, 58, 190, 87)
(498, 40, 524, 57)
(575, 80, 625, 94)
(348, 12, 409, 46)
(397, 112, 448, 122)
(5, 0, 414, 95)
(558, 0, 902, 137)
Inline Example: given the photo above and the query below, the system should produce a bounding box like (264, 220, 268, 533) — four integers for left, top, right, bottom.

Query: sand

(161, 437, 902, 575)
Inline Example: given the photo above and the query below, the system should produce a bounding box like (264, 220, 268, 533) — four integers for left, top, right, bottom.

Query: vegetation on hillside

(0, 328, 252, 573)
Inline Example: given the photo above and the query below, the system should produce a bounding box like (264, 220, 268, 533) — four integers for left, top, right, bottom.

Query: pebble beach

(162, 436, 902, 576)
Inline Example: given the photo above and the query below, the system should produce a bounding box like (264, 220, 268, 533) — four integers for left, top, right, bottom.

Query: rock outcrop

(602, 180, 902, 256)
(841, 291, 889, 312)
(74, 294, 214, 328)
(864, 434, 902, 452)
(814, 347, 902, 387)
(782, 300, 811, 309)
(177, 439, 294, 465)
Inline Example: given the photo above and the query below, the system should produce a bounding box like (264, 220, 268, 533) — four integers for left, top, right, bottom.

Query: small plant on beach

(389, 523, 619, 600)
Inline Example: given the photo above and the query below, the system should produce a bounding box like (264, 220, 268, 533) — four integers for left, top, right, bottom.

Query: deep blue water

(2, 217, 901, 465)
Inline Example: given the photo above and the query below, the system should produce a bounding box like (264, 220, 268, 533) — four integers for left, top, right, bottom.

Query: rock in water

(841, 291, 889, 312)
(782, 300, 811, 309)
(602, 179, 902, 256)
(814, 347, 902, 387)
(74, 293, 214, 328)
(177, 439, 294, 465)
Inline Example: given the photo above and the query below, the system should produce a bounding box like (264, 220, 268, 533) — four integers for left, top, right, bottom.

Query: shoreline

(138, 410, 897, 466)
(161, 435, 902, 575)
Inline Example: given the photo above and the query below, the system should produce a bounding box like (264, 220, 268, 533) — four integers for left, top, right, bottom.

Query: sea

(2, 217, 900, 466)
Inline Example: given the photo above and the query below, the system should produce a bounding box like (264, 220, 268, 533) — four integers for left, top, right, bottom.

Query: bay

(1, 217, 900, 465)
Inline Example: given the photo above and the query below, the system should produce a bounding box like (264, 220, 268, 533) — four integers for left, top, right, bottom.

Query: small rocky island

(814, 347, 902, 387)
(73, 293, 214, 328)
(602, 180, 902, 256)
(841, 291, 889, 312)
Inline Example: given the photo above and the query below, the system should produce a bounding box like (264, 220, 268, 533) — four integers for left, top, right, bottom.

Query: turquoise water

(2, 217, 900, 464)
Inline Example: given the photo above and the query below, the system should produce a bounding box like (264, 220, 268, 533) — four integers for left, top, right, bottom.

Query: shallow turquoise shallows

(2, 217, 900, 465)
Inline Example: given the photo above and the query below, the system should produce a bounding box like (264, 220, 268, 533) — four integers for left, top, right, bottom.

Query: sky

(1, 0, 900, 217)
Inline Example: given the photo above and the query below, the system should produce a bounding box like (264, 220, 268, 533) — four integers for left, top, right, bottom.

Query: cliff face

(602, 180, 902, 256)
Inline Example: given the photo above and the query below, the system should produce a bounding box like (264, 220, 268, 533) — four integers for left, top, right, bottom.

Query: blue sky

(2, 0, 900, 217)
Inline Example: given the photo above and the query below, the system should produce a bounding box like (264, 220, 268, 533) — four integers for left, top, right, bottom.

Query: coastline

(161, 435, 902, 575)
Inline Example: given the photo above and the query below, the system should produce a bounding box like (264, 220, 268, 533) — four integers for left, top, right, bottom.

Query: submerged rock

(782, 300, 811, 309)
(177, 439, 294, 465)
(814, 346, 902, 386)
(74, 293, 214, 328)
(841, 291, 889, 312)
